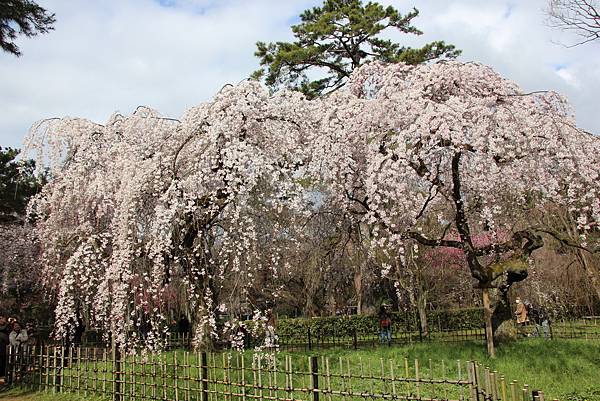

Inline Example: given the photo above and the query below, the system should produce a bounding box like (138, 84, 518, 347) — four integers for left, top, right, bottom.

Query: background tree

(0, 146, 45, 222)
(546, 0, 600, 45)
(253, 0, 460, 98)
(0, 147, 48, 325)
(0, 222, 49, 323)
(311, 61, 600, 357)
(0, 0, 55, 56)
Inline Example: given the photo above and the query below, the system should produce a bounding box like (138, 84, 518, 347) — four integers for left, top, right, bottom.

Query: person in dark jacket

(379, 305, 392, 346)
(530, 304, 551, 339)
(0, 315, 9, 376)
(177, 315, 191, 335)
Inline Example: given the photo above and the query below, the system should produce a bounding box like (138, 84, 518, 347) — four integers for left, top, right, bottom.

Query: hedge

(276, 308, 484, 340)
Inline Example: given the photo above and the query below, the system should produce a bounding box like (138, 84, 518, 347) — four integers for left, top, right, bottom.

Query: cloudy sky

(1, 0, 598, 149)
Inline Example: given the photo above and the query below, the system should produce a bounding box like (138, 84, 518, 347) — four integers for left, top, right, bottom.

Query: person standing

(515, 297, 528, 326)
(0, 316, 10, 376)
(177, 315, 191, 335)
(265, 309, 277, 348)
(531, 304, 551, 339)
(9, 321, 28, 347)
(379, 305, 392, 346)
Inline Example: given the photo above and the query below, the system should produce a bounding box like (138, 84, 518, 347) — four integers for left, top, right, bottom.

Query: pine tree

(0, 0, 56, 56)
(253, 0, 460, 98)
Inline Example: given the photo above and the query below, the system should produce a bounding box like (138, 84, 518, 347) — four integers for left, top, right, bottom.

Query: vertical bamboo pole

(510, 381, 517, 401)
(259, 356, 265, 401)
(367, 358, 375, 395)
(325, 357, 332, 401)
(484, 367, 491, 399)
(251, 357, 257, 400)
(404, 357, 410, 397)
(466, 361, 474, 401)
(175, 352, 179, 401)
(241, 354, 247, 401)
(222, 353, 229, 401)
(45, 346, 51, 392)
(309, 356, 319, 401)
(201, 352, 208, 401)
(339, 357, 346, 401)
(130, 352, 134, 401)
(358, 356, 364, 401)
(442, 360, 447, 401)
(185, 351, 191, 401)
(111, 347, 116, 401)
(500, 376, 507, 401)
(429, 358, 434, 398)
(38, 346, 44, 392)
(490, 371, 497, 401)
(389, 360, 397, 399)
(285, 355, 291, 401)
(141, 352, 146, 401)
(273, 354, 279, 401)
(345, 358, 352, 398)
(76, 347, 81, 395)
(52, 347, 58, 394)
(212, 353, 217, 401)
(150, 352, 156, 401)
(84, 348, 89, 397)
(102, 348, 107, 396)
(474, 363, 482, 401)
(93, 348, 98, 396)
(162, 352, 168, 401)
(415, 359, 420, 400)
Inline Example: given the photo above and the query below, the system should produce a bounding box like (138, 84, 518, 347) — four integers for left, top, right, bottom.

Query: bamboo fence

(4, 345, 555, 401)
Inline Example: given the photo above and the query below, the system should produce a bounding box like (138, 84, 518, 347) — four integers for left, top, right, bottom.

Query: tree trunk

(416, 291, 429, 338)
(490, 286, 516, 342)
(354, 270, 363, 314)
(482, 288, 496, 358)
(576, 250, 600, 301)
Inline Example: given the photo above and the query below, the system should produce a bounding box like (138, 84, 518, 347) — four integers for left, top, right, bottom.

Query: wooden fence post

(352, 328, 357, 350)
(53, 347, 59, 394)
(308, 328, 312, 351)
(309, 356, 319, 401)
(201, 352, 208, 401)
(113, 346, 122, 401)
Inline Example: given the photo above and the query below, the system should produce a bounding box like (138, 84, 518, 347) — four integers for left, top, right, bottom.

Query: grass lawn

(0, 386, 104, 401)
(2, 338, 598, 401)
(289, 338, 600, 401)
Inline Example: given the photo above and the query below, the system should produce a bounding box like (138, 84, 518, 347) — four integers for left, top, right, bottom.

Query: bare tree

(546, 0, 600, 45)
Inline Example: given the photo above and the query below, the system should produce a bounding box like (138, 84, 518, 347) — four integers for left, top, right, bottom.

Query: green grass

(0, 386, 105, 400)
(5, 339, 599, 401)
(290, 339, 600, 401)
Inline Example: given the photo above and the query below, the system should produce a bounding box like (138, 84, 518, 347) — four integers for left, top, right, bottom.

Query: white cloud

(554, 66, 580, 87)
(1, 0, 598, 149)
